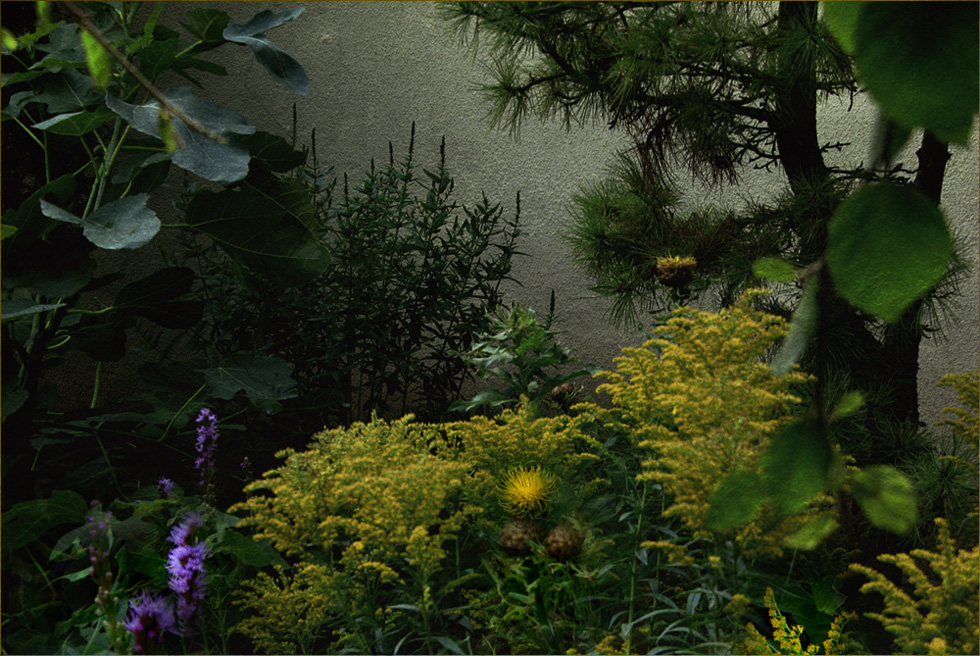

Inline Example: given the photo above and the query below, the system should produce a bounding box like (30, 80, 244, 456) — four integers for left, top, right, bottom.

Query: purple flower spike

(124, 590, 175, 654)
(194, 408, 219, 503)
(157, 478, 175, 497)
(166, 512, 208, 636)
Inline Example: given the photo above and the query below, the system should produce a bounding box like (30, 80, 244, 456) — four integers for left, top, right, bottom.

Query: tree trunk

(880, 131, 952, 428)
(772, 2, 829, 200)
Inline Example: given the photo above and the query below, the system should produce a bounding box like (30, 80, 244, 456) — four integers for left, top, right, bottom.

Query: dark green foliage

(1, 6, 313, 651)
(195, 123, 522, 426)
(439, 1, 976, 553)
(450, 297, 598, 415)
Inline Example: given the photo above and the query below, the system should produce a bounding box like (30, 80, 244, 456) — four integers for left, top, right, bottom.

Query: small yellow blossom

(498, 466, 557, 517)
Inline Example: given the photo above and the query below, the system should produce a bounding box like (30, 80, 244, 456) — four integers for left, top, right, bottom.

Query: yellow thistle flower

(655, 255, 698, 288)
(498, 466, 557, 517)
(655, 255, 698, 272)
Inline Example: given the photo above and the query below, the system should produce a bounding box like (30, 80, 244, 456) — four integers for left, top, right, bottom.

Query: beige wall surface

(166, 1, 979, 427)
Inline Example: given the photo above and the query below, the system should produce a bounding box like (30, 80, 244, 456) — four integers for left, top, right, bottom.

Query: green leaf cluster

(2, 2, 314, 442)
(451, 300, 598, 414)
(196, 124, 522, 427)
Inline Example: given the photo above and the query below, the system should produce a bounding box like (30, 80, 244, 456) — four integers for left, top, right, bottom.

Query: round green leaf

(854, 2, 979, 144)
(827, 184, 953, 323)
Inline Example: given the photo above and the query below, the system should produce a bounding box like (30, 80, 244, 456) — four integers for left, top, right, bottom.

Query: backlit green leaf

(783, 512, 838, 550)
(762, 417, 832, 516)
(831, 390, 864, 419)
(821, 1, 863, 55)
(753, 257, 798, 283)
(706, 470, 765, 532)
(854, 2, 979, 143)
(827, 183, 953, 323)
(851, 465, 918, 534)
(770, 276, 819, 375)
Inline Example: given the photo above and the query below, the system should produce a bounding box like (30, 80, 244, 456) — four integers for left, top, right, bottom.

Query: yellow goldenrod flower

(498, 466, 557, 517)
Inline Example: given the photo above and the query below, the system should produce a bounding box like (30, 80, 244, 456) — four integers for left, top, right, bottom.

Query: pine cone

(544, 524, 584, 561)
(499, 518, 544, 556)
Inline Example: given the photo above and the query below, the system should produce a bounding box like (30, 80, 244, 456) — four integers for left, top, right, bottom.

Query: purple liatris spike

(124, 590, 175, 654)
(166, 512, 208, 635)
(157, 477, 175, 498)
(194, 408, 218, 502)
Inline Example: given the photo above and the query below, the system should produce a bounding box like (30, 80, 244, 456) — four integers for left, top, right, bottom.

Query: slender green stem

(10, 116, 45, 149)
(90, 361, 102, 409)
(625, 480, 648, 656)
(160, 383, 206, 442)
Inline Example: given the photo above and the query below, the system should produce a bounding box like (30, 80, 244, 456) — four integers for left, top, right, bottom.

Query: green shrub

(196, 124, 521, 427)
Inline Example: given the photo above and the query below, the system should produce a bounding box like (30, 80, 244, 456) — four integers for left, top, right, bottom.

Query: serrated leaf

(771, 276, 819, 375)
(114, 267, 202, 328)
(223, 8, 309, 96)
(853, 2, 978, 143)
(851, 465, 918, 534)
(41, 194, 160, 250)
(2, 386, 29, 423)
(0, 224, 16, 239)
(1, 300, 67, 322)
(181, 8, 230, 43)
(32, 107, 114, 135)
(705, 470, 765, 532)
(1, 489, 88, 558)
(243, 131, 307, 172)
(201, 354, 297, 413)
(762, 418, 832, 517)
(106, 87, 256, 184)
(783, 512, 838, 550)
(183, 176, 329, 284)
(827, 183, 953, 323)
(753, 257, 798, 282)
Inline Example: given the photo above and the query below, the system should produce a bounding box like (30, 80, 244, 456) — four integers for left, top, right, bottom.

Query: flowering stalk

(166, 511, 209, 637)
(195, 408, 219, 504)
(123, 591, 176, 654)
(85, 506, 127, 654)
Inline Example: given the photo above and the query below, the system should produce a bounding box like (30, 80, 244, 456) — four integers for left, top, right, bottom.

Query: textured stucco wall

(165, 1, 979, 427)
